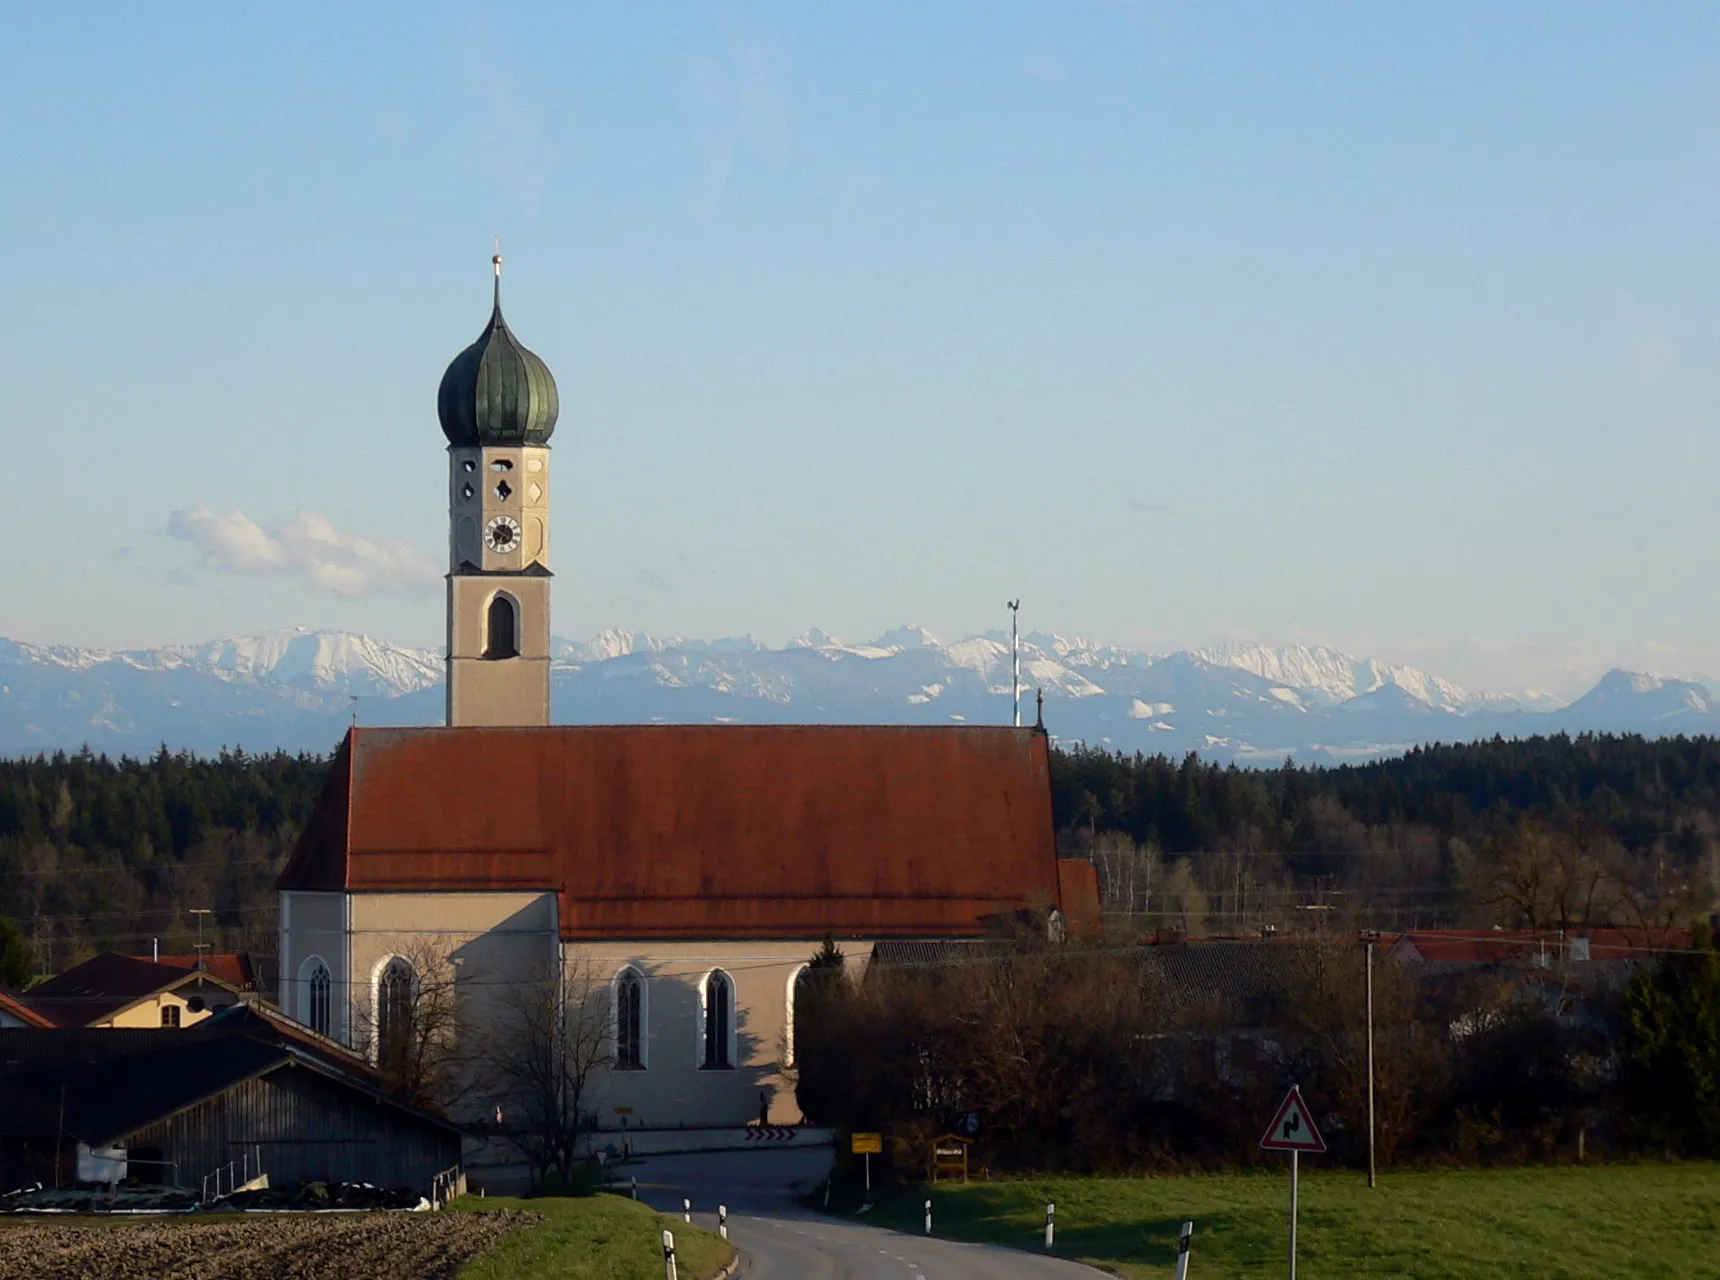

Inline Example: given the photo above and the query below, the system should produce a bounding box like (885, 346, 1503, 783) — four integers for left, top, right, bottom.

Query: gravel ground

(0, 1210, 538, 1280)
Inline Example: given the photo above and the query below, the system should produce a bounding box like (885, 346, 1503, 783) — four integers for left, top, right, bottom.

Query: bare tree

(351, 935, 470, 1113)
(488, 954, 611, 1188)
(1486, 821, 1628, 933)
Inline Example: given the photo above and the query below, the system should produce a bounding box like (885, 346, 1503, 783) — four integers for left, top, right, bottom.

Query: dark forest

(1, 733, 1716, 977)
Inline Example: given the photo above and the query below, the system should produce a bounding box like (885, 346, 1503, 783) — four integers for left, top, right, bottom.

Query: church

(276, 259, 1098, 1129)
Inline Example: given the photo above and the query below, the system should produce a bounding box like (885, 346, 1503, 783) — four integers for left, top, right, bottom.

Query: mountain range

(1, 628, 1715, 764)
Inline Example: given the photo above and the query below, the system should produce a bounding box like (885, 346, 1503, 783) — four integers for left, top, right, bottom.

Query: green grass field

(451, 1192, 733, 1280)
(852, 1164, 1720, 1278)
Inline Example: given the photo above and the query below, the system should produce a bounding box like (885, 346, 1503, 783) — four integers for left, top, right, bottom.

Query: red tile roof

(0, 986, 53, 1028)
(1386, 928, 1693, 964)
(279, 725, 1066, 940)
(21, 952, 247, 1027)
(132, 953, 257, 992)
(1056, 860, 1102, 938)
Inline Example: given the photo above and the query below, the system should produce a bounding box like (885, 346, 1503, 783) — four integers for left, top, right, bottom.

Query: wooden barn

(0, 1011, 461, 1198)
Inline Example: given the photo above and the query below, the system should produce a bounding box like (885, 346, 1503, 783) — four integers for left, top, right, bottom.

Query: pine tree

(1621, 921, 1720, 1154)
(0, 916, 33, 989)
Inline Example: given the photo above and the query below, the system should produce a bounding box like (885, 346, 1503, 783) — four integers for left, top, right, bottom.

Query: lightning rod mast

(1007, 599, 1021, 727)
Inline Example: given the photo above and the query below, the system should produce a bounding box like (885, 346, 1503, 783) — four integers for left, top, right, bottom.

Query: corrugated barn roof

(278, 724, 1068, 940)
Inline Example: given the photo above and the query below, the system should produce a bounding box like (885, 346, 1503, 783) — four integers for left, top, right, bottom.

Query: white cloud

(167, 506, 440, 598)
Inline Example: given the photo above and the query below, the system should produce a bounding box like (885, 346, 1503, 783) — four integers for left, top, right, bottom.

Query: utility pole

(1007, 599, 1021, 727)
(189, 908, 213, 970)
(1364, 931, 1378, 1189)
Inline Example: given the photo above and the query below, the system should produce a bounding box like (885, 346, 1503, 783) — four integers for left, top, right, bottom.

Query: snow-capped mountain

(1187, 642, 1475, 711)
(1, 627, 1715, 762)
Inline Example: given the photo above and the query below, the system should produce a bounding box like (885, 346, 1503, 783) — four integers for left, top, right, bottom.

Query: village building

(17, 951, 253, 1029)
(0, 1011, 461, 1200)
(275, 259, 1098, 1130)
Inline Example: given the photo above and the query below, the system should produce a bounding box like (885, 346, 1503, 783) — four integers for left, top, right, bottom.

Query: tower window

(462, 459, 477, 473)
(491, 459, 513, 472)
(495, 480, 513, 500)
(484, 595, 519, 659)
(461, 483, 474, 501)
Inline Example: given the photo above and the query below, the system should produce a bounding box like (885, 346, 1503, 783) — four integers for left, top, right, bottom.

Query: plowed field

(0, 1210, 536, 1280)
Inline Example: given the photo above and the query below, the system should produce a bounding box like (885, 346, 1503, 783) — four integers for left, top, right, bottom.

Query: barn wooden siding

(122, 1063, 459, 1194)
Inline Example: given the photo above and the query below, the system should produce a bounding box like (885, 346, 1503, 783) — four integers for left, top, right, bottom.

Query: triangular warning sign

(1259, 1086, 1326, 1153)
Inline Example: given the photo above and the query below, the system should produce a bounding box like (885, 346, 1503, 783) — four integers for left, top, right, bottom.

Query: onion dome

(437, 256, 559, 446)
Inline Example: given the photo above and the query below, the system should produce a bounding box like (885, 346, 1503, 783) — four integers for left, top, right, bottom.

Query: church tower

(436, 256, 558, 726)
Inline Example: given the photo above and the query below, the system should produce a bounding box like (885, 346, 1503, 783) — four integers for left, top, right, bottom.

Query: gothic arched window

(483, 594, 519, 660)
(615, 968, 645, 1069)
(784, 964, 811, 1067)
(377, 958, 414, 1068)
(702, 969, 733, 1070)
(304, 958, 331, 1037)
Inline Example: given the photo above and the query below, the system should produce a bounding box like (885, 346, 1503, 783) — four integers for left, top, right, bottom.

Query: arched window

(702, 969, 733, 1070)
(615, 968, 645, 1069)
(299, 956, 332, 1037)
(483, 594, 519, 659)
(783, 964, 810, 1067)
(377, 958, 414, 1068)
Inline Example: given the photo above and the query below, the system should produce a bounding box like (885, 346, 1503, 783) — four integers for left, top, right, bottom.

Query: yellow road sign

(851, 1132, 883, 1154)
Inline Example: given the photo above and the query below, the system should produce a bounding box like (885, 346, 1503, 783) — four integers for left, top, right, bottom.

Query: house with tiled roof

(276, 263, 1098, 1132)
(19, 952, 250, 1029)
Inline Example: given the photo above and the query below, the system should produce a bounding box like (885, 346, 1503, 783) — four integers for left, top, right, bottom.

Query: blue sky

(2, 4, 1717, 696)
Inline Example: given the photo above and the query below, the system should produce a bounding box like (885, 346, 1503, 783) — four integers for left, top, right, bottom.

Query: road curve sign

(1259, 1085, 1327, 1153)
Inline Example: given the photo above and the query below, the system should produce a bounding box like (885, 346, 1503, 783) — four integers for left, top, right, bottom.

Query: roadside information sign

(852, 1132, 883, 1193)
(1259, 1086, 1326, 1153)
(1260, 1086, 1325, 1280)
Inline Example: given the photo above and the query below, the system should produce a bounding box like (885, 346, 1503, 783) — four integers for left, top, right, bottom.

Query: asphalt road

(631, 1148, 1105, 1280)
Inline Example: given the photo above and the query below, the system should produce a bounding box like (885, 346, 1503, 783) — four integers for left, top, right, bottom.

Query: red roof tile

(0, 987, 53, 1028)
(1056, 860, 1102, 938)
(131, 953, 257, 992)
(1387, 928, 1693, 964)
(279, 725, 1065, 940)
(21, 953, 247, 1027)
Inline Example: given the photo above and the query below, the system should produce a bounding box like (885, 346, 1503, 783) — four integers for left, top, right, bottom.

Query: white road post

(1045, 1203, 1055, 1248)
(1288, 1150, 1299, 1280)
(925, 1198, 933, 1235)
(630, 1176, 638, 1200)
(662, 1228, 678, 1280)
(683, 1197, 692, 1224)
(1175, 1220, 1194, 1280)
(719, 1204, 728, 1241)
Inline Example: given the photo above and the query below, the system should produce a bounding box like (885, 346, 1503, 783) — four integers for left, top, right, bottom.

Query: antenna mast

(1007, 599, 1021, 728)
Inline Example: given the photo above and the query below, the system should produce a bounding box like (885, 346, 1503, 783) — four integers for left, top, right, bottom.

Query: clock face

(485, 515, 522, 553)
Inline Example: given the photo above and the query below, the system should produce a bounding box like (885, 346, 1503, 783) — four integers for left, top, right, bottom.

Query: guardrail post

(1175, 1220, 1194, 1280)
(719, 1204, 728, 1240)
(1045, 1202, 1055, 1248)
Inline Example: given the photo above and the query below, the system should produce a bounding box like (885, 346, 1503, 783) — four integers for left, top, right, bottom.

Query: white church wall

(566, 939, 877, 1130)
(279, 890, 350, 1040)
